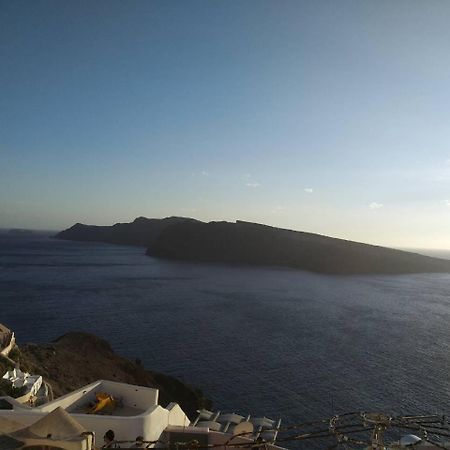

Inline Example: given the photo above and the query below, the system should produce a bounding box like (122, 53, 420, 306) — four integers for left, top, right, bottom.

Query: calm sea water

(1, 232, 450, 426)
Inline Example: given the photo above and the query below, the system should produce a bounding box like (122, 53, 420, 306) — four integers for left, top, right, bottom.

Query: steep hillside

(148, 220, 450, 275)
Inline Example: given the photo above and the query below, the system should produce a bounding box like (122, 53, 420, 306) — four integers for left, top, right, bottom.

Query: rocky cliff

(148, 220, 450, 275)
(55, 216, 198, 247)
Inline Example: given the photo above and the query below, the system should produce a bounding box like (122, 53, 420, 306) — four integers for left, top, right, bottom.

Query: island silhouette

(56, 217, 450, 275)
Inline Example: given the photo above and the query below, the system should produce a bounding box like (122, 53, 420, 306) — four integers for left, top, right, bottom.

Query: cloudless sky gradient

(1, 0, 450, 249)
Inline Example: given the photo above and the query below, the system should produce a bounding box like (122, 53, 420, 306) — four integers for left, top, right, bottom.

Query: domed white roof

(400, 434, 422, 446)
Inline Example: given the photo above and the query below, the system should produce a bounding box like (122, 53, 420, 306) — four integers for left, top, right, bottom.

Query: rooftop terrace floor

(69, 403, 144, 417)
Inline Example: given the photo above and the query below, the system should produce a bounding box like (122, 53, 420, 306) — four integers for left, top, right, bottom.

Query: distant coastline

(1, 229, 56, 236)
(54, 216, 450, 275)
(7, 228, 34, 236)
(403, 248, 450, 260)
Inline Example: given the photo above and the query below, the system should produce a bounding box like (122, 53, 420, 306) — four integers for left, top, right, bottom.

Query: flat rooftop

(38, 380, 159, 418)
(69, 402, 144, 417)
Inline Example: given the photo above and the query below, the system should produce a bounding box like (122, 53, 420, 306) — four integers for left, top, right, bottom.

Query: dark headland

(56, 217, 450, 275)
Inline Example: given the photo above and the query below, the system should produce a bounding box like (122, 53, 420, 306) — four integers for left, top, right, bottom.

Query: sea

(1, 231, 450, 428)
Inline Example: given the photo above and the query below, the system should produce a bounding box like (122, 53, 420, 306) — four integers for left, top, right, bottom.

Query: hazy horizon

(2, 1, 450, 249)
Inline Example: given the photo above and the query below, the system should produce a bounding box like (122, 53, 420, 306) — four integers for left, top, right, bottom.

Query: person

(133, 436, 144, 447)
(103, 429, 119, 448)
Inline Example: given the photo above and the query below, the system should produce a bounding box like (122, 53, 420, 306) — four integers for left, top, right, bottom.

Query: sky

(1, 0, 450, 249)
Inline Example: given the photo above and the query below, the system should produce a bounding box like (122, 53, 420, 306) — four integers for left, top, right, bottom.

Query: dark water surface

(1, 233, 450, 425)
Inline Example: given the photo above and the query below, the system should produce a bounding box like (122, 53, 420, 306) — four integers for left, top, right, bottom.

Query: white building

(0, 380, 189, 444)
(0, 380, 285, 450)
(2, 368, 43, 398)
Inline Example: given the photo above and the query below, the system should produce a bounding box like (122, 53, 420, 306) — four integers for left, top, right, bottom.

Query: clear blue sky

(1, 0, 450, 249)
